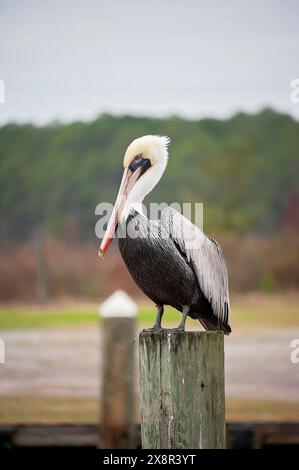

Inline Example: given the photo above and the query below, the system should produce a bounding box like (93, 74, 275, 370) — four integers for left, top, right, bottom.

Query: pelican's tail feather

(198, 316, 232, 336)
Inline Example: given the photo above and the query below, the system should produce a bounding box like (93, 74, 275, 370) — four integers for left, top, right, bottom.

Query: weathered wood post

(99, 290, 137, 449)
(139, 331, 225, 449)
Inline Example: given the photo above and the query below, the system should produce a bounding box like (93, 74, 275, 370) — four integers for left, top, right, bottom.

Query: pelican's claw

(142, 326, 163, 333)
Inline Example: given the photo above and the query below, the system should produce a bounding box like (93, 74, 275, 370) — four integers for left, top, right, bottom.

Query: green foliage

(0, 108, 298, 240)
(0, 305, 171, 329)
(260, 273, 278, 292)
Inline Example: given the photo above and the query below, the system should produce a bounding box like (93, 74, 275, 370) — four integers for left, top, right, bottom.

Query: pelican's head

(99, 135, 170, 257)
(123, 135, 170, 169)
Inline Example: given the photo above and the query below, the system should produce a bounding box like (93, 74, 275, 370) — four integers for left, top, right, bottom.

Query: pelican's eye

(133, 155, 142, 164)
(129, 154, 151, 173)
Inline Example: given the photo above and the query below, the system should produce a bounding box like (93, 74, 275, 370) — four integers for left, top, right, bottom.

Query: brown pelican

(99, 136, 231, 334)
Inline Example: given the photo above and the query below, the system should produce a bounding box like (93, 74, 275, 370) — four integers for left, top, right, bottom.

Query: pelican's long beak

(99, 166, 142, 257)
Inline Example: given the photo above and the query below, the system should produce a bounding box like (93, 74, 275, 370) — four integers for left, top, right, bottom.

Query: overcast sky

(0, 0, 298, 124)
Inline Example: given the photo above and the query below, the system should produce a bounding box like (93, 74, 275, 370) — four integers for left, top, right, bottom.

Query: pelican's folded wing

(161, 207, 230, 326)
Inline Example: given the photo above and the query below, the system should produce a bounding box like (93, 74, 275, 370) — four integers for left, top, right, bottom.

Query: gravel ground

(0, 326, 298, 401)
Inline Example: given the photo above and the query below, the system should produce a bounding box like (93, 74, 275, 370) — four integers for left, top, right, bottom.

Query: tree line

(0, 108, 298, 242)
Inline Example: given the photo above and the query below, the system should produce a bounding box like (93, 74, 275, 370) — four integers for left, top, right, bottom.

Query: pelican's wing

(161, 207, 230, 326)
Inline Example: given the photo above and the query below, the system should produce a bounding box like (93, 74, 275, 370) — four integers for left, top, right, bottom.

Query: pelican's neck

(122, 159, 167, 220)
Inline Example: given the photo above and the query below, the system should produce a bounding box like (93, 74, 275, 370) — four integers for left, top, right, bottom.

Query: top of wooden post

(140, 330, 224, 337)
(99, 290, 138, 318)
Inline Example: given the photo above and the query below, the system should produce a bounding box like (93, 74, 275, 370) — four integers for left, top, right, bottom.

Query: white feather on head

(124, 135, 170, 167)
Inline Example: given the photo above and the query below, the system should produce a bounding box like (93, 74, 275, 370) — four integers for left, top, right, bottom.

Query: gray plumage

(118, 206, 231, 334)
(162, 207, 230, 328)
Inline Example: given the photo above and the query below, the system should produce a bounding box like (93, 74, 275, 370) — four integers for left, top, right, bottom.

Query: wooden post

(139, 331, 226, 449)
(99, 290, 137, 449)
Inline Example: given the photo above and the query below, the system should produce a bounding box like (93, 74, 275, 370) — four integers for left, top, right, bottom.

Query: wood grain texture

(100, 317, 136, 449)
(139, 331, 225, 449)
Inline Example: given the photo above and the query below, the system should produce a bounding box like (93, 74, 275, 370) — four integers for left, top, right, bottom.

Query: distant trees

(0, 108, 298, 241)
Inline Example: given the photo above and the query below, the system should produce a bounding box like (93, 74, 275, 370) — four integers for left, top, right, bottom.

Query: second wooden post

(100, 290, 137, 448)
(139, 330, 226, 449)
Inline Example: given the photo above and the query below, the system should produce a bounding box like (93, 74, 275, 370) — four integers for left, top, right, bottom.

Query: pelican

(99, 136, 231, 334)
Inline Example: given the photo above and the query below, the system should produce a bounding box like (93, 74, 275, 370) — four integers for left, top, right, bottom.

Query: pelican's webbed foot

(143, 325, 163, 332)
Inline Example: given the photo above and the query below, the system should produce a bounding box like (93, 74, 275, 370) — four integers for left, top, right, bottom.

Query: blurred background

(0, 0, 299, 448)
